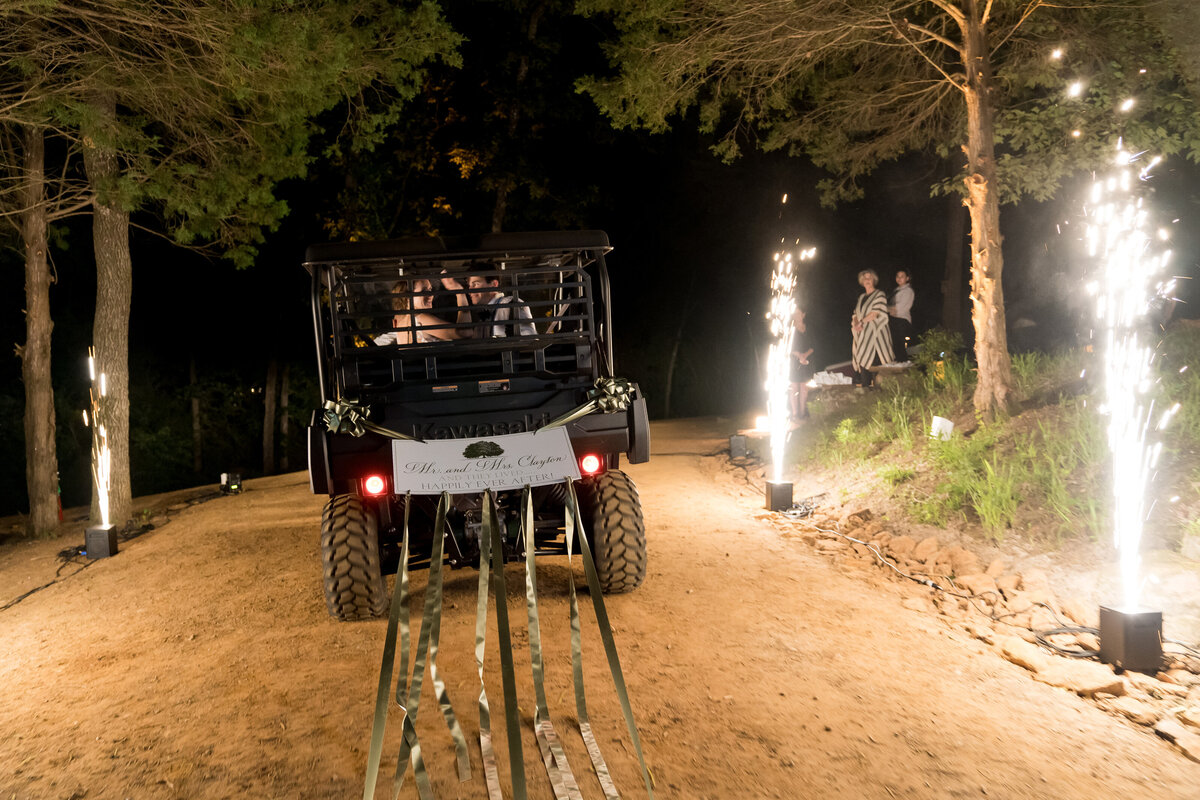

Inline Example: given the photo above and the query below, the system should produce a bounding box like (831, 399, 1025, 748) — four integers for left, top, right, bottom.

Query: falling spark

(1119, 98, 1135, 112)
(1084, 148, 1172, 610)
(765, 251, 797, 482)
(1067, 81, 1084, 98)
(84, 348, 112, 528)
(1050, 48, 1063, 60)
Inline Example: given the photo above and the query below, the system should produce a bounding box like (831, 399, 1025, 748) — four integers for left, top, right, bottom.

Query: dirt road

(1, 418, 1197, 799)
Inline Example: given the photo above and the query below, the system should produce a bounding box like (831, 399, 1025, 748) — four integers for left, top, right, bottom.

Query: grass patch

(800, 334, 1123, 545)
(1159, 326, 1200, 443)
(878, 465, 916, 486)
(795, 326, 1200, 548)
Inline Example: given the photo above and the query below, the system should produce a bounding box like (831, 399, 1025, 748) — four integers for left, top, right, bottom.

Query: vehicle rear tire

(582, 470, 646, 593)
(321, 495, 388, 621)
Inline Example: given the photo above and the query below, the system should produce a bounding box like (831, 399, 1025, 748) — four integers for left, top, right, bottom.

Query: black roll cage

(304, 230, 615, 407)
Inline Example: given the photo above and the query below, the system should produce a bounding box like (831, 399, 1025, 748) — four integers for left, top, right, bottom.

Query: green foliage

(866, 387, 916, 450)
(987, 9, 1200, 204)
(0, 0, 462, 263)
(878, 465, 915, 486)
(928, 356, 974, 412)
(903, 392, 1108, 542)
(579, 1, 1200, 206)
(833, 417, 860, 445)
(817, 417, 866, 467)
(912, 328, 964, 372)
(130, 424, 194, 496)
(905, 425, 1016, 539)
(798, 344, 1116, 544)
(1025, 408, 1105, 539)
(1010, 351, 1044, 393)
(1010, 349, 1083, 401)
(908, 328, 973, 412)
(318, 0, 612, 240)
(1158, 326, 1200, 443)
(973, 458, 1020, 539)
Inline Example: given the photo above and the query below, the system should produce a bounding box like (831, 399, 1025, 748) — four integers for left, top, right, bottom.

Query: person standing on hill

(851, 269, 893, 389)
(888, 269, 915, 363)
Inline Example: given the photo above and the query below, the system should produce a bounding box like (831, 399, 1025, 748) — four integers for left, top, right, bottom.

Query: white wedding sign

(391, 427, 581, 494)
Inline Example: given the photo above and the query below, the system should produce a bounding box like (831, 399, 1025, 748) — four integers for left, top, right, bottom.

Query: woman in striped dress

(850, 269, 894, 388)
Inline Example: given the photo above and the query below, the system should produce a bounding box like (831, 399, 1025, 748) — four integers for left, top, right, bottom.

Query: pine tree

(580, 0, 1200, 415)
(1, 0, 459, 528)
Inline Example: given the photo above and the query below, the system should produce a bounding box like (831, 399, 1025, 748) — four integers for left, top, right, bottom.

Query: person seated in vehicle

(373, 278, 460, 344)
(440, 270, 536, 338)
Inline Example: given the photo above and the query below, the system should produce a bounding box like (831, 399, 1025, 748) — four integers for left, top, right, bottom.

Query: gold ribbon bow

(542, 377, 638, 431)
(322, 399, 416, 441)
(588, 377, 635, 413)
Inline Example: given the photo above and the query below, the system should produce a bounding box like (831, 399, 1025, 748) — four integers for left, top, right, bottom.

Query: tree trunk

(491, 183, 508, 233)
(942, 191, 967, 334)
(263, 358, 278, 474)
(83, 92, 133, 527)
(960, 3, 1013, 416)
(18, 124, 61, 536)
(279, 363, 289, 472)
(190, 356, 202, 475)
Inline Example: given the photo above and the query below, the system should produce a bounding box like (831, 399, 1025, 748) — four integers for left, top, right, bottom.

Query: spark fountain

(763, 240, 816, 510)
(83, 348, 117, 559)
(1084, 145, 1172, 672)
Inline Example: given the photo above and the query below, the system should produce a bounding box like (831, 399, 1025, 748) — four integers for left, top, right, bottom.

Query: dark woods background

(4, 0, 1199, 517)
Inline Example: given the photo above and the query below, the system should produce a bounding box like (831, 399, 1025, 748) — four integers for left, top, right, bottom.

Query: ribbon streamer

(486, 490, 528, 800)
(363, 498, 412, 800)
(564, 491, 621, 800)
(474, 495, 504, 800)
(521, 489, 584, 800)
(391, 494, 452, 800)
(359, 441, 655, 800)
(566, 480, 655, 799)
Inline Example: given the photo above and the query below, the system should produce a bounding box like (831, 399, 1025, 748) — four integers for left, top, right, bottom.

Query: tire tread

(587, 470, 647, 594)
(320, 495, 387, 621)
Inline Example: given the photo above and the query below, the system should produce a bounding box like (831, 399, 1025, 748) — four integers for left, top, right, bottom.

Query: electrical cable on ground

(0, 521, 160, 613)
(0, 547, 95, 612)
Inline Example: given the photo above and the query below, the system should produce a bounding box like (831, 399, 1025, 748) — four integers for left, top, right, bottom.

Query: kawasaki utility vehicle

(304, 231, 650, 620)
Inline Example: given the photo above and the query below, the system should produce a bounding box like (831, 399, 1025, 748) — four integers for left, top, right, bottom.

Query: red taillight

(363, 475, 387, 496)
(579, 454, 603, 476)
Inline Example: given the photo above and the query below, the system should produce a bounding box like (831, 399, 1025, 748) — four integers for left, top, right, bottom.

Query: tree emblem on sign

(463, 441, 504, 458)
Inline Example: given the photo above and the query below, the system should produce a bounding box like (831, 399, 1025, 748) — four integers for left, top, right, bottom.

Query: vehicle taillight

(579, 454, 603, 476)
(363, 475, 388, 496)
